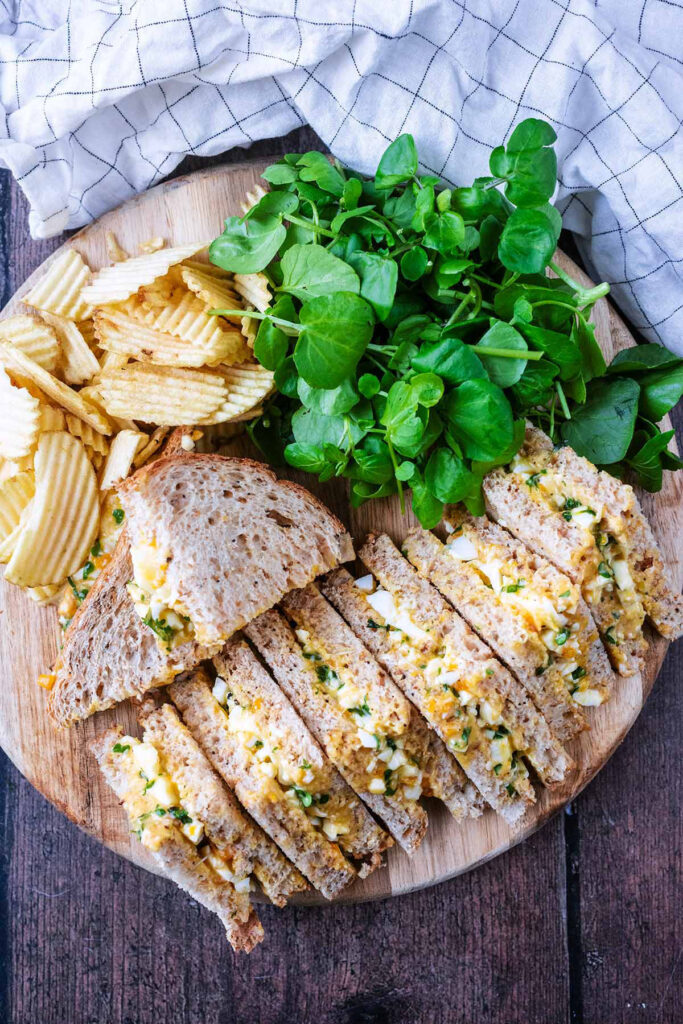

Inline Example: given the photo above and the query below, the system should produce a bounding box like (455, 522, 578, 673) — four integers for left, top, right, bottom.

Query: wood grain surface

(1, 130, 681, 1024)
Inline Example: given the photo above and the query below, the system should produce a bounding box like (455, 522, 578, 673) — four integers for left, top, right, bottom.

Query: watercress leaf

(517, 322, 582, 380)
(471, 418, 526, 473)
(445, 379, 515, 460)
(348, 446, 393, 484)
(385, 187, 417, 229)
(273, 354, 299, 397)
(384, 289, 426, 329)
(342, 177, 363, 209)
(478, 215, 504, 261)
(350, 479, 397, 506)
(498, 207, 559, 274)
(295, 292, 374, 388)
(401, 246, 429, 281)
(261, 163, 299, 185)
(505, 149, 557, 208)
(245, 190, 299, 220)
(489, 145, 512, 178)
(348, 252, 398, 321)
(209, 214, 286, 274)
(625, 428, 676, 492)
(375, 134, 418, 189)
(424, 447, 477, 502)
(638, 364, 683, 421)
(381, 380, 424, 449)
(291, 408, 366, 450)
(411, 185, 435, 231)
(560, 378, 640, 464)
(572, 317, 606, 382)
(248, 406, 288, 465)
(358, 373, 381, 398)
(391, 314, 434, 347)
(395, 461, 416, 481)
(297, 377, 359, 415)
(297, 152, 345, 196)
(329, 205, 376, 234)
(436, 188, 452, 213)
(423, 211, 466, 254)
(410, 372, 444, 407)
(450, 185, 507, 222)
(283, 221, 316, 251)
(608, 344, 682, 374)
(513, 297, 534, 323)
(410, 471, 444, 529)
(507, 118, 557, 153)
(388, 340, 419, 372)
(284, 442, 327, 474)
(412, 335, 488, 384)
(494, 280, 576, 330)
(475, 321, 528, 387)
(254, 319, 288, 370)
(280, 244, 360, 300)
(510, 359, 558, 407)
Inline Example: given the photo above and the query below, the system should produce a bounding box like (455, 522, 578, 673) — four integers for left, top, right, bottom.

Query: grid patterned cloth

(1, 0, 682, 353)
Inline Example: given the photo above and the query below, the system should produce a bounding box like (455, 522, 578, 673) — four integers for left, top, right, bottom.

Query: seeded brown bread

(138, 701, 307, 906)
(117, 453, 355, 647)
(48, 535, 213, 726)
(169, 662, 376, 900)
(90, 725, 264, 953)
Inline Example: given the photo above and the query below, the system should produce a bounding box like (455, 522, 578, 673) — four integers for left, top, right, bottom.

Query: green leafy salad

(209, 118, 683, 527)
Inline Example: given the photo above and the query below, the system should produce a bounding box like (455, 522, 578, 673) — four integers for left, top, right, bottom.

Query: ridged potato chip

(0, 456, 33, 483)
(0, 470, 35, 563)
(0, 368, 41, 458)
(23, 249, 94, 321)
(233, 273, 271, 312)
(97, 363, 228, 425)
(77, 383, 135, 432)
(132, 426, 170, 467)
(27, 583, 63, 604)
(5, 432, 99, 587)
(106, 231, 129, 264)
(179, 263, 242, 322)
(240, 184, 267, 215)
(65, 413, 110, 456)
(99, 429, 146, 490)
(39, 405, 66, 432)
(75, 318, 97, 350)
(81, 243, 206, 305)
(40, 311, 100, 385)
(95, 307, 247, 368)
(0, 315, 59, 371)
(202, 362, 274, 424)
(0, 340, 112, 435)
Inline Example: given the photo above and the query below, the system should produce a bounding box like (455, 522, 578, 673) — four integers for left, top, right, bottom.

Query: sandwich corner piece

(322, 534, 574, 828)
(117, 453, 355, 650)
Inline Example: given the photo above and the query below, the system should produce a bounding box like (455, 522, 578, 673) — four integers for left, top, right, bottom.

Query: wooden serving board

(0, 163, 681, 906)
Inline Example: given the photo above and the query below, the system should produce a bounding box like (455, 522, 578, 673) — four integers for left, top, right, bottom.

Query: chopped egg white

(132, 741, 160, 778)
(180, 435, 195, 452)
(368, 778, 386, 794)
(366, 588, 429, 642)
(181, 819, 204, 845)
(354, 574, 375, 594)
(573, 688, 604, 707)
(147, 775, 179, 808)
(212, 676, 230, 705)
(446, 534, 478, 561)
(358, 728, 379, 749)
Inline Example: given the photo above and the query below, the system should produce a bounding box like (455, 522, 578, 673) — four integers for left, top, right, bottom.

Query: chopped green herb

(451, 726, 471, 751)
(558, 589, 571, 598)
(314, 792, 330, 805)
(525, 471, 547, 489)
(154, 806, 167, 817)
(571, 666, 587, 681)
(367, 618, 390, 631)
(112, 508, 125, 524)
(598, 561, 614, 579)
(485, 668, 494, 676)
(143, 611, 177, 644)
(143, 778, 155, 793)
(302, 650, 322, 661)
(383, 768, 397, 796)
(504, 579, 526, 593)
(535, 665, 546, 676)
(67, 576, 88, 603)
(168, 806, 192, 824)
(555, 627, 570, 646)
(82, 560, 95, 580)
(506, 783, 516, 798)
(292, 787, 313, 808)
(112, 742, 130, 754)
(90, 538, 102, 558)
(349, 696, 371, 717)
(604, 626, 618, 645)
(301, 760, 311, 770)
(252, 739, 264, 750)
(493, 763, 502, 775)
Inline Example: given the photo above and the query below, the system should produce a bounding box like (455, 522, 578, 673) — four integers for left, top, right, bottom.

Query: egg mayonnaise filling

(211, 677, 353, 843)
(354, 576, 533, 802)
(443, 521, 604, 706)
(111, 735, 251, 892)
(127, 534, 196, 651)
(289, 625, 423, 803)
(510, 452, 646, 661)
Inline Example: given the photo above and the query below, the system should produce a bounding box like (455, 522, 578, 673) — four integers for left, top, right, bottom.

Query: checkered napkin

(1, 1, 682, 353)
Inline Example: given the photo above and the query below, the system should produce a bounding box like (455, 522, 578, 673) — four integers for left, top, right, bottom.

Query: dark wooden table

(1, 128, 681, 1024)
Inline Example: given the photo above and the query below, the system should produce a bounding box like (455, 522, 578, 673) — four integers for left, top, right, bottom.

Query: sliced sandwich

(49, 452, 353, 726)
(118, 453, 354, 648)
(402, 510, 617, 741)
(322, 535, 573, 826)
(92, 724, 266, 952)
(245, 588, 482, 852)
(169, 655, 391, 900)
(483, 424, 683, 675)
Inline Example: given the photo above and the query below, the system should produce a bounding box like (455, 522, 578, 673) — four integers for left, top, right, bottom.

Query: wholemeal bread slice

(91, 726, 264, 952)
(403, 515, 616, 740)
(49, 536, 212, 726)
(117, 453, 354, 647)
(169, 658, 388, 900)
(322, 536, 573, 826)
(137, 701, 307, 906)
(483, 423, 681, 675)
(246, 593, 481, 851)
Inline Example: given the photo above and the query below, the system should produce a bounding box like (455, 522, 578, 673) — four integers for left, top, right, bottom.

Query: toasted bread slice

(403, 515, 616, 740)
(245, 595, 478, 852)
(91, 726, 263, 952)
(138, 701, 307, 906)
(322, 536, 573, 826)
(170, 658, 388, 900)
(483, 424, 682, 675)
(118, 453, 354, 647)
(49, 536, 212, 726)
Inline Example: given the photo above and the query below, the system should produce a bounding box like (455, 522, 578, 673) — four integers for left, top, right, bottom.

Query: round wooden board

(1, 163, 681, 906)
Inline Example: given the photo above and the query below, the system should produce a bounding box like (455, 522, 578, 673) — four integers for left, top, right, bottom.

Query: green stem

(548, 261, 610, 306)
(477, 347, 543, 361)
(468, 272, 502, 290)
(556, 381, 571, 420)
(386, 437, 405, 514)
(286, 213, 336, 239)
(209, 308, 301, 333)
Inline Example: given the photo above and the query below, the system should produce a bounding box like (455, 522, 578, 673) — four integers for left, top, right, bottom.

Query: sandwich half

(169, 656, 391, 900)
(118, 453, 354, 648)
(402, 510, 617, 741)
(484, 424, 683, 675)
(322, 535, 573, 826)
(245, 588, 482, 852)
(91, 724, 267, 952)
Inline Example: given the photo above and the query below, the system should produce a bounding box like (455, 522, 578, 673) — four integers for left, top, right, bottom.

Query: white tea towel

(0, 0, 682, 352)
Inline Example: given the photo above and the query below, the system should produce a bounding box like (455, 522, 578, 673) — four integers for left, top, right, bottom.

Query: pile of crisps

(0, 229, 273, 614)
